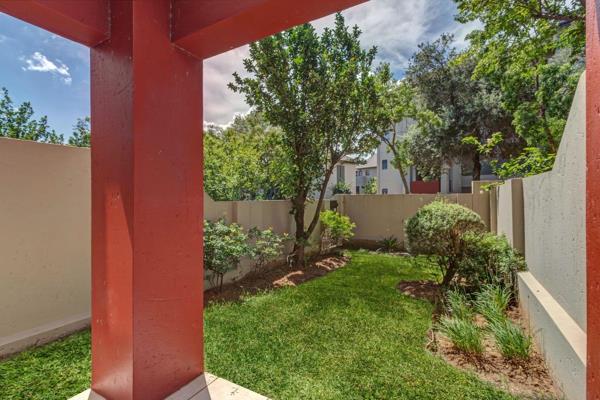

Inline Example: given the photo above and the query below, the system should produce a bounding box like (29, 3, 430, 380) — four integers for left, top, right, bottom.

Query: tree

(406, 34, 515, 180)
(0, 87, 63, 144)
(370, 65, 416, 193)
(204, 111, 287, 201)
(455, 0, 584, 153)
(68, 117, 91, 147)
(230, 14, 379, 265)
(364, 177, 377, 194)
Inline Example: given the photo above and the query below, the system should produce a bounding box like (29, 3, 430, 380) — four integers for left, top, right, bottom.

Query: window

(357, 170, 362, 177)
(356, 186, 360, 194)
(365, 170, 370, 176)
(382, 188, 389, 194)
(382, 159, 388, 170)
(336, 165, 345, 184)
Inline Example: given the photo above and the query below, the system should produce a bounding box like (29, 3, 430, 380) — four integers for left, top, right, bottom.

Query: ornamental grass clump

(446, 290, 473, 321)
(437, 316, 484, 356)
(488, 319, 533, 361)
(405, 200, 485, 287)
(475, 284, 512, 324)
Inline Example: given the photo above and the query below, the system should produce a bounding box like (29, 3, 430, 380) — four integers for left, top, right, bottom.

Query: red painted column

(90, 1, 203, 399)
(588, 1, 600, 398)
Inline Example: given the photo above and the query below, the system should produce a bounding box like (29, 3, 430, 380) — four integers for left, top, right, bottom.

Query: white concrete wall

(517, 73, 587, 400)
(325, 162, 357, 197)
(0, 138, 91, 357)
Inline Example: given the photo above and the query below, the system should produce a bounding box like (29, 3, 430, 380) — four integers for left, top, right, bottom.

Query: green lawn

(0, 251, 517, 399)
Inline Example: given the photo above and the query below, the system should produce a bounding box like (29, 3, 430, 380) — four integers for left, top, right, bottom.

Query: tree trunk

(291, 195, 306, 267)
(472, 152, 481, 181)
(441, 259, 458, 287)
(397, 162, 411, 194)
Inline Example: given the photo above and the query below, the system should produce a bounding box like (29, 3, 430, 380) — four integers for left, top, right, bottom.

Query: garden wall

(0, 138, 91, 357)
(335, 183, 491, 249)
(491, 73, 587, 400)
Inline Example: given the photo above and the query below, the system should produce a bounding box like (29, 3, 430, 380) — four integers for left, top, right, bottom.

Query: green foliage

(230, 13, 380, 265)
(437, 316, 484, 356)
(455, 0, 584, 153)
(364, 176, 377, 194)
(319, 210, 355, 251)
(460, 232, 526, 292)
(377, 235, 399, 253)
(204, 111, 287, 201)
(248, 227, 288, 271)
(371, 65, 420, 192)
(332, 181, 352, 195)
(0, 87, 63, 144)
(405, 35, 514, 180)
(446, 290, 474, 321)
(475, 284, 511, 324)
(462, 132, 503, 157)
(203, 219, 251, 290)
(488, 319, 533, 360)
(405, 200, 485, 286)
(68, 117, 90, 147)
(493, 147, 556, 179)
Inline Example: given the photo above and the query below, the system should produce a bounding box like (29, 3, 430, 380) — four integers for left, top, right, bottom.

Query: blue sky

(0, 0, 478, 137)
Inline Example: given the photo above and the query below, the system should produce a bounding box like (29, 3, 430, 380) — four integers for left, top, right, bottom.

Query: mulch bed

(204, 254, 349, 305)
(397, 280, 562, 399)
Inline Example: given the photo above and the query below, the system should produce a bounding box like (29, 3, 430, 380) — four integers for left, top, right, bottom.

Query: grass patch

(0, 251, 517, 399)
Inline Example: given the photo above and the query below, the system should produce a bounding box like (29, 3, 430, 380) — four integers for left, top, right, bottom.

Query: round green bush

(405, 200, 485, 286)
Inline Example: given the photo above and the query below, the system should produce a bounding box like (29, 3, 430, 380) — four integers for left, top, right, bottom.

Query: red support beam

(91, 1, 203, 398)
(172, 0, 368, 59)
(588, 1, 600, 398)
(0, 0, 108, 46)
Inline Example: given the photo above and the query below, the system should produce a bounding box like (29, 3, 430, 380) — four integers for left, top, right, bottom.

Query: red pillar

(91, 1, 203, 399)
(588, 1, 600, 398)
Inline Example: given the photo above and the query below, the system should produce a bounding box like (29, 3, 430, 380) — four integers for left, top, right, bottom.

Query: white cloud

(21, 51, 72, 84)
(203, 0, 478, 125)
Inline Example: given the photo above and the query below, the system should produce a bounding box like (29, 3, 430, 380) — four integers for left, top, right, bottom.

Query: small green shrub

(438, 316, 484, 356)
(475, 284, 511, 324)
(320, 210, 356, 251)
(405, 200, 485, 286)
(460, 232, 525, 292)
(378, 235, 399, 252)
(332, 181, 352, 194)
(446, 290, 473, 321)
(489, 319, 532, 360)
(204, 219, 251, 290)
(248, 227, 289, 272)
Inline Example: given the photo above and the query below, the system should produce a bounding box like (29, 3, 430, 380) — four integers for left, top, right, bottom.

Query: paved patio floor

(69, 373, 269, 400)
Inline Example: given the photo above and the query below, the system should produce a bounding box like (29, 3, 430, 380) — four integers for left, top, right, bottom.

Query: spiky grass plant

(437, 316, 484, 356)
(475, 284, 511, 324)
(446, 290, 473, 321)
(488, 319, 532, 360)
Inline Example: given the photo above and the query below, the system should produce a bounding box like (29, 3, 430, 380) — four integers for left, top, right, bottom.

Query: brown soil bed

(396, 281, 561, 399)
(205, 254, 349, 305)
(433, 308, 561, 399)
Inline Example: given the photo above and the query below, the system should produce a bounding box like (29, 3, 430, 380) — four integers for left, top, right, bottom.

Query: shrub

(320, 210, 355, 252)
(364, 177, 377, 194)
(248, 227, 288, 272)
(446, 290, 473, 321)
(405, 200, 485, 287)
(437, 316, 484, 356)
(377, 235, 399, 252)
(460, 232, 525, 292)
(333, 181, 352, 194)
(204, 219, 251, 290)
(489, 319, 532, 360)
(475, 284, 511, 324)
